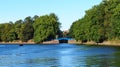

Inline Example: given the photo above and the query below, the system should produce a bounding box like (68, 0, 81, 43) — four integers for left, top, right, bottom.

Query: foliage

(0, 13, 61, 43)
(33, 13, 61, 43)
(69, 0, 120, 43)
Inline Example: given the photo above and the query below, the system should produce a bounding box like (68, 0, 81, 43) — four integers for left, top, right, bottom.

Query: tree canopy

(69, 0, 120, 43)
(33, 13, 61, 43)
(0, 13, 61, 43)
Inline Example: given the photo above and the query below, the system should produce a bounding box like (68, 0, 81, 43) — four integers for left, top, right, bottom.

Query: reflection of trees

(25, 58, 59, 66)
(85, 54, 120, 67)
(112, 52, 120, 67)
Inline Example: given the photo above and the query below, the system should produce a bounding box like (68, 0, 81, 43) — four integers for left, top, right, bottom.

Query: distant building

(62, 30, 69, 37)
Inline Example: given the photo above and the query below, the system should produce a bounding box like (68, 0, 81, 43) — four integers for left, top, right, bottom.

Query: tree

(14, 20, 23, 40)
(70, 0, 120, 43)
(0, 23, 16, 42)
(0, 24, 4, 41)
(33, 13, 61, 43)
(21, 16, 34, 42)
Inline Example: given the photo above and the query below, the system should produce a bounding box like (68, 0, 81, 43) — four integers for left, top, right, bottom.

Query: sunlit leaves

(33, 13, 61, 43)
(70, 0, 120, 43)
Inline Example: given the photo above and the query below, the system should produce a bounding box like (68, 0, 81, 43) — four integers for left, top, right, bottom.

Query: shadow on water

(84, 53, 120, 67)
(76, 45, 120, 67)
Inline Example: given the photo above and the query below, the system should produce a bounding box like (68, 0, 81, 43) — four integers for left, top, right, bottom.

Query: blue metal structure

(56, 37, 74, 43)
(56, 37, 74, 40)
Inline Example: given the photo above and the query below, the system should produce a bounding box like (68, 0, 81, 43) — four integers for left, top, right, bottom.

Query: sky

(0, 0, 102, 30)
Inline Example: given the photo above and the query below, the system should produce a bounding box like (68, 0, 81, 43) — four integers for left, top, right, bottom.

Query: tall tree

(33, 13, 61, 43)
(70, 0, 120, 43)
(21, 16, 34, 42)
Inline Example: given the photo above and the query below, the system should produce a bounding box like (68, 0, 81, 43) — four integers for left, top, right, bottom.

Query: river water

(0, 44, 120, 67)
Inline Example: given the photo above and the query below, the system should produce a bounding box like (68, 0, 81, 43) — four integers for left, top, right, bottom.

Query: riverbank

(0, 39, 59, 44)
(68, 40, 120, 46)
(0, 40, 35, 44)
(1, 39, 120, 46)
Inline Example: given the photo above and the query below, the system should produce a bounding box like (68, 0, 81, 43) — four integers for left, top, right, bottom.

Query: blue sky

(0, 0, 102, 30)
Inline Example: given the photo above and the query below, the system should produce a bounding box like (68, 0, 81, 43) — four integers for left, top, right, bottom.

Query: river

(0, 44, 120, 67)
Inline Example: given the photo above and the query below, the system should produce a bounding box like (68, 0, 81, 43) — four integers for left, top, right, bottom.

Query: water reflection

(85, 55, 111, 67)
(0, 44, 120, 67)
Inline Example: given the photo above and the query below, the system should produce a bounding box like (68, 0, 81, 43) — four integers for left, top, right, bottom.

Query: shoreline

(1, 40, 120, 46)
(0, 40, 59, 45)
(68, 40, 120, 46)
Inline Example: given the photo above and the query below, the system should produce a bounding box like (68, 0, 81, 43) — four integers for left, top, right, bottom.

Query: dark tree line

(0, 13, 61, 43)
(69, 0, 120, 43)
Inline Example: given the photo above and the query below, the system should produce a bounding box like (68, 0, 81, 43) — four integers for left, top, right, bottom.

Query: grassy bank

(0, 39, 59, 44)
(68, 40, 120, 46)
(1, 39, 120, 46)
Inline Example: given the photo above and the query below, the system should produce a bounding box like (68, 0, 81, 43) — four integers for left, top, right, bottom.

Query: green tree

(14, 20, 23, 40)
(33, 13, 61, 43)
(21, 16, 34, 42)
(70, 0, 120, 43)
(0, 23, 16, 42)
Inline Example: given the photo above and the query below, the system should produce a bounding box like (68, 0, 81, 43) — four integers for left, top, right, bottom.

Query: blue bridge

(56, 37, 74, 43)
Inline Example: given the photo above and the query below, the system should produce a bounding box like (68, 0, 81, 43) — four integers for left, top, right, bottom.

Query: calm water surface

(0, 44, 120, 67)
